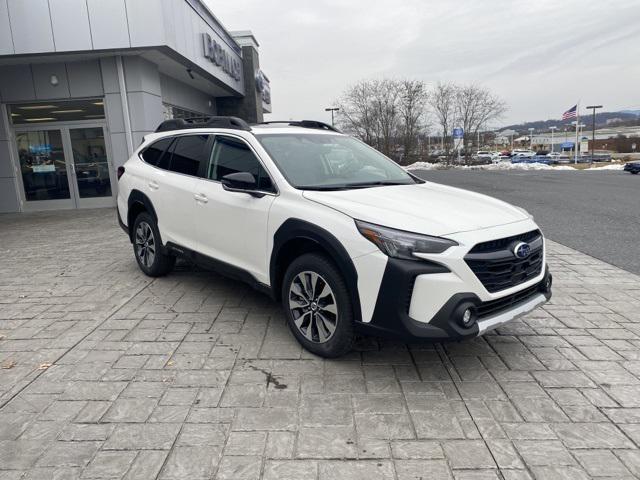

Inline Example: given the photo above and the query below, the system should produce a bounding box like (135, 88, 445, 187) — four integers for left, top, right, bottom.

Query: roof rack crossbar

(257, 120, 341, 133)
(155, 116, 251, 133)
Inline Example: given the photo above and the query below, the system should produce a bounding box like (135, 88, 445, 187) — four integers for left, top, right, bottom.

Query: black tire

(281, 253, 354, 358)
(131, 211, 176, 277)
(631, 171, 638, 174)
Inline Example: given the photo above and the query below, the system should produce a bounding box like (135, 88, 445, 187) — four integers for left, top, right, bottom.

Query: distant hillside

(500, 110, 640, 134)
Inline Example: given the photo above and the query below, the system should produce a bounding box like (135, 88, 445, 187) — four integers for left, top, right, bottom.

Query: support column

(217, 32, 264, 123)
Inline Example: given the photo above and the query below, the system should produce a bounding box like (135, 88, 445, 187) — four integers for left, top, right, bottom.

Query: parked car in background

(624, 161, 640, 174)
(511, 150, 536, 163)
(475, 151, 493, 161)
(512, 149, 535, 158)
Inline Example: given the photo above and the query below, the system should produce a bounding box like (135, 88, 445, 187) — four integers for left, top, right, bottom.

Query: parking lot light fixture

(549, 126, 557, 153)
(325, 107, 339, 127)
(528, 128, 535, 150)
(586, 105, 603, 162)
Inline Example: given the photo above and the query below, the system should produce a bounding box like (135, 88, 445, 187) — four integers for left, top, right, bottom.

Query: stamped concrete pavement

(1, 208, 640, 479)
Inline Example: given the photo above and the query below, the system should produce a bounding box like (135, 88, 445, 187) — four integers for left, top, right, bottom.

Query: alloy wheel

(135, 221, 156, 268)
(288, 271, 338, 343)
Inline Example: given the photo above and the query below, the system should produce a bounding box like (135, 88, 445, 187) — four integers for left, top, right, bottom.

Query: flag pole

(574, 102, 580, 164)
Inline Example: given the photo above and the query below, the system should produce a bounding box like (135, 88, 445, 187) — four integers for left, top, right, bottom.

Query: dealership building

(0, 0, 271, 212)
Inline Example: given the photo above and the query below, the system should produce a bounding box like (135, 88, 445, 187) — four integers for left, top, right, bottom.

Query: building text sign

(202, 33, 241, 81)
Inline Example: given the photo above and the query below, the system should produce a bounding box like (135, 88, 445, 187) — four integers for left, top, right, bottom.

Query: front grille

(469, 229, 541, 254)
(465, 230, 543, 293)
(476, 283, 541, 319)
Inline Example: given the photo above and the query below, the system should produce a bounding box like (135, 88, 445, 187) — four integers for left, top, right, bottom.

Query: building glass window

(162, 103, 208, 121)
(8, 99, 105, 125)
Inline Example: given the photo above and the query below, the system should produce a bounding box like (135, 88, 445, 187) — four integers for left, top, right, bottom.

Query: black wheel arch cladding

(271, 218, 362, 323)
(127, 190, 159, 243)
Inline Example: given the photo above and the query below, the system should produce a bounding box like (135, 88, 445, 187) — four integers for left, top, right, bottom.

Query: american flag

(562, 105, 578, 120)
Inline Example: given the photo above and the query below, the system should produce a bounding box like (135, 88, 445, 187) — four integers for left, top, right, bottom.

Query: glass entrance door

(15, 128, 74, 209)
(68, 127, 114, 207)
(14, 124, 115, 210)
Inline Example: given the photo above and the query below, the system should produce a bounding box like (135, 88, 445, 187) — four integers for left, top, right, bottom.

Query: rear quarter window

(141, 137, 173, 169)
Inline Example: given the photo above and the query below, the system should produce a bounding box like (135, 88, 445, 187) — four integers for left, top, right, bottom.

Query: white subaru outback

(117, 117, 552, 357)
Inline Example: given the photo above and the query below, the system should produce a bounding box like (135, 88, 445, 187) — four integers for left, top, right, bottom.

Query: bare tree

(371, 79, 400, 157)
(336, 79, 430, 162)
(336, 79, 401, 157)
(397, 80, 429, 163)
(335, 80, 378, 147)
(336, 79, 506, 165)
(455, 84, 507, 160)
(428, 82, 458, 157)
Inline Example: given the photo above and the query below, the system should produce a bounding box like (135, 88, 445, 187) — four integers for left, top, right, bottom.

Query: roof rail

(257, 120, 341, 133)
(155, 116, 251, 133)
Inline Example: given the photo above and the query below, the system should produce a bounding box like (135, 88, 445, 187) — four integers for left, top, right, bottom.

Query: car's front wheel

(282, 253, 354, 358)
(132, 212, 176, 277)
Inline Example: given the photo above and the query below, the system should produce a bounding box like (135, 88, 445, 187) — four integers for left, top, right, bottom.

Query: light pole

(586, 104, 602, 162)
(549, 126, 557, 153)
(324, 107, 339, 127)
(572, 122, 586, 163)
(528, 128, 535, 151)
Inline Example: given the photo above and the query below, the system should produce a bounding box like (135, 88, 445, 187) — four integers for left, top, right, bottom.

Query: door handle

(148, 181, 159, 190)
(194, 193, 208, 204)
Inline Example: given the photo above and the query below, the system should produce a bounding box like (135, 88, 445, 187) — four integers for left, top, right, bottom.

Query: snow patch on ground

(582, 164, 624, 171)
(405, 161, 624, 172)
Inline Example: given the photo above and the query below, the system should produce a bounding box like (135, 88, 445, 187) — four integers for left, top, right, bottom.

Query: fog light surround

(455, 302, 477, 329)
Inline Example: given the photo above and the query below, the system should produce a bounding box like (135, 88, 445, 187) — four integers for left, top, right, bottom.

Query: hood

(303, 182, 529, 237)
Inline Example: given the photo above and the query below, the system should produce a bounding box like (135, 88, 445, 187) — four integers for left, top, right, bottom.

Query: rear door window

(168, 134, 209, 176)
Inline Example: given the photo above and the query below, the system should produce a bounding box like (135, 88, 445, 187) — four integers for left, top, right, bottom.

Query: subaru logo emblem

(513, 242, 531, 259)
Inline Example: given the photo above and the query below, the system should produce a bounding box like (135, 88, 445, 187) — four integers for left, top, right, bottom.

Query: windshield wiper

(340, 180, 412, 188)
(297, 181, 413, 191)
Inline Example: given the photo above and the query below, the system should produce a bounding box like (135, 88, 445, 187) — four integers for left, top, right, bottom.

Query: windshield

(256, 133, 420, 190)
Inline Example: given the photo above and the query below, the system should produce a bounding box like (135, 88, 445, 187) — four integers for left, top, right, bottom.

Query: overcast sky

(210, 0, 640, 129)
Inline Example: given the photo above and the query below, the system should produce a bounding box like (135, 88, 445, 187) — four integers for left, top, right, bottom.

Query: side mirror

(221, 172, 264, 197)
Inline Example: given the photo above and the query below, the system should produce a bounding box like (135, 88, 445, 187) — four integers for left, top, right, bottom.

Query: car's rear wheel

(132, 212, 175, 277)
(282, 253, 354, 358)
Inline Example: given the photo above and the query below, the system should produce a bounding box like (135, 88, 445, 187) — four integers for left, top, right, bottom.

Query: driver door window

(208, 136, 275, 192)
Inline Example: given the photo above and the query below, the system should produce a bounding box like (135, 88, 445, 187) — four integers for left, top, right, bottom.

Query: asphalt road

(412, 169, 640, 275)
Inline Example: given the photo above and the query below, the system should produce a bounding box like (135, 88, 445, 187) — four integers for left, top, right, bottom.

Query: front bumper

(356, 262, 551, 342)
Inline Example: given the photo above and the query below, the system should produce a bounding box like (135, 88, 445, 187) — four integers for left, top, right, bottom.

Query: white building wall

(6, 0, 55, 54)
(0, 0, 244, 95)
(160, 74, 217, 116)
(49, 0, 93, 51)
(0, 60, 104, 103)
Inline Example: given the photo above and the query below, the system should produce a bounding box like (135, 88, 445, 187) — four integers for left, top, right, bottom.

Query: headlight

(355, 220, 458, 260)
